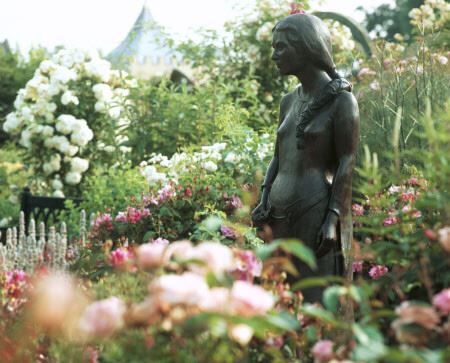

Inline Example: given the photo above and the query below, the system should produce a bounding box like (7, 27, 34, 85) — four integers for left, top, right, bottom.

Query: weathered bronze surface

(252, 13, 360, 302)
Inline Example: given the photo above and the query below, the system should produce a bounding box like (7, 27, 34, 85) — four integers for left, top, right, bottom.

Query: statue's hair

(273, 14, 340, 79)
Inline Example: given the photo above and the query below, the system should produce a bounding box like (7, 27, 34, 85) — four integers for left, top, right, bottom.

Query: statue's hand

(315, 211, 339, 258)
(251, 202, 270, 224)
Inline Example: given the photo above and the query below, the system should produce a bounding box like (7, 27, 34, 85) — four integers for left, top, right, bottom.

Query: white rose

(19, 129, 33, 149)
(108, 105, 121, 119)
(202, 160, 217, 172)
(41, 126, 54, 137)
(56, 114, 76, 134)
(3, 113, 22, 134)
(51, 178, 63, 190)
(92, 83, 113, 102)
(52, 190, 65, 198)
(51, 66, 77, 84)
(65, 171, 82, 185)
(85, 58, 111, 82)
(70, 157, 89, 173)
(70, 125, 93, 147)
(103, 145, 115, 153)
(61, 91, 79, 106)
(94, 101, 106, 112)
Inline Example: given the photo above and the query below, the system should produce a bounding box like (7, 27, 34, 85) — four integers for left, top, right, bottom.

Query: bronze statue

(252, 13, 360, 302)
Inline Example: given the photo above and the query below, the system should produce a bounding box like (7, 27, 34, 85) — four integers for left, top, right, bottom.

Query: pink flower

(432, 289, 450, 315)
(265, 335, 284, 348)
(158, 184, 176, 203)
(312, 340, 334, 362)
(115, 212, 127, 222)
(438, 227, 450, 252)
(411, 210, 422, 219)
(220, 225, 238, 240)
(224, 195, 243, 211)
(233, 250, 263, 282)
(406, 177, 420, 186)
(151, 237, 170, 246)
(200, 287, 230, 313)
(437, 55, 448, 65)
(352, 260, 363, 273)
(352, 203, 364, 216)
(115, 207, 150, 224)
(424, 229, 436, 240)
(137, 243, 166, 269)
(383, 58, 394, 68)
(290, 3, 305, 15)
(383, 216, 399, 226)
(230, 280, 274, 317)
(369, 265, 389, 280)
(150, 272, 209, 306)
(164, 240, 194, 262)
(188, 242, 235, 274)
(110, 248, 133, 268)
(79, 297, 126, 339)
(401, 191, 415, 202)
(92, 213, 113, 230)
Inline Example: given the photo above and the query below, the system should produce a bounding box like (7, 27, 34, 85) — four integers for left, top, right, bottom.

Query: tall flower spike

(19, 211, 25, 245)
(29, 218, 36, 242)
(80, 209, 86, 246)
(59, 223, 68, 269)
(48, 226, 56, 269)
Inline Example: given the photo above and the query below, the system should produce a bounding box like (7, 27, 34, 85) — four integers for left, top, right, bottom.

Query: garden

(0, 0, 449, 362)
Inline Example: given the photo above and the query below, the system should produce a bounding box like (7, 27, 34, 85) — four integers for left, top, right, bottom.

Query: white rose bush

(2, 49, 135, 196)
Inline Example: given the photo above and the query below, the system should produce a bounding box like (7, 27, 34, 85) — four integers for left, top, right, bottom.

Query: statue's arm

(316, 92, 359, 258)
(328, 91, 360, 217)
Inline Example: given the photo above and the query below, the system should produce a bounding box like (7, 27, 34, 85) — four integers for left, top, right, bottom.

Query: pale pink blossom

(369, 265, 389, 280)
(230, 280, 274, 317)
(164, 240, 194, 262)
(137, 243, 166, 269)
(150, 272, 209, 306)
(158, 184, 176, 203)
(437, 55, 448, 65)
(352, 203, 364, 216)
(188, 242, 235, 274)
(152, 237, 169, 245)
(233, 250, 263, 282)
(369, 80, 380, 91)
(432, 288, 450, 315)
(228, 324, 254, 345)
(438, 227, 450, 252)
(200, 287, 231, 313)
(394, 301, 440, 329)
(312, 340, 334, 362)
(91, 213, 113, 230)
(79, 297, 126, 338)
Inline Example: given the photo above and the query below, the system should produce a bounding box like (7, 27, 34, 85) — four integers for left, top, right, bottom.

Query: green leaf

(300, 304, 338, 325)
(263, 311, 300, 331)
(291, 276, 345, 291)
(280, 239, 317, 270)
(255, 240, 281, 261)
(323, 286, 347, 313)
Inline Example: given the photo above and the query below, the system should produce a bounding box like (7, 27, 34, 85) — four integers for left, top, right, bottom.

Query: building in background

(108, 1, 192, 81)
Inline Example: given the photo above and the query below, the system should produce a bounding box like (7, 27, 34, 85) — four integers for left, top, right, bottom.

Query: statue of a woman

(252, 13, 359, 303)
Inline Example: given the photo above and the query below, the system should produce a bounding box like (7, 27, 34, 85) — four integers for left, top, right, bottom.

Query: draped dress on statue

(266, 79, 359, 302)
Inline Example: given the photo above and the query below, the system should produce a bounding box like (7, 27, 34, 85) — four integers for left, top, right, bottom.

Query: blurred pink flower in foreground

(369, 265, 389, 280)
(137, 242, 167, 269)
(394, 301, 440, 330)
(312, 340, 334, 362)
(233, 250, 263, 282)
(432, 288, 450, 315)
(229, 324, 254, 345)
(110, 247, 133, 268)
(150, 272, 209, 306)
(230, 280, 274, 317)
(438, 227, 450, 252)
(188, 242, 235, 274)
(200, 287, 230, 313)
(79, 297, 126, 339)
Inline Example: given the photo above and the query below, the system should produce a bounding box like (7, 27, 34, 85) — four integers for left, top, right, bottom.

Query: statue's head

(272, 14, 336, 77)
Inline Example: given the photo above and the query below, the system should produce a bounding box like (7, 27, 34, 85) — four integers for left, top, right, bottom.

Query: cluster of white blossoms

(140, 132, 273, 187)
(3, 49, 136, 196)
(409, 0, 450, 30)
(325, 20, 355, 52)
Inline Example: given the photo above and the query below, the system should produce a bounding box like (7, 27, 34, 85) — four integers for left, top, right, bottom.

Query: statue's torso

(269, 90, 338, 208)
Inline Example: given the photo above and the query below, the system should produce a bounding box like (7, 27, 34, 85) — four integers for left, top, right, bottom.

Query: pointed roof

(108, 2, 180, 68)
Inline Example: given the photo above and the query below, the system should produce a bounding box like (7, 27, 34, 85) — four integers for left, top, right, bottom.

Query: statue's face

(271, 29, 304, 76)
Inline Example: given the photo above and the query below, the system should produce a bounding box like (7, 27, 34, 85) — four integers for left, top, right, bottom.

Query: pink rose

(233, 250, 263, 282)
(137, 243, 166, 269)
(200, 287, 230, 313)
(110, 247, 133, 268)
(352, 260, 363, 273)
(369, 265, 389, 280)
(383, 216, 399, 226)
(79, 297, 126, 339)
(438, 227, 450, 252)
(352, 203, 364, 216)
(432, 288, 450, 315)
(188, 242, 235, 274)
(312, 340, 334, 362)
(230, 281, 274, 317)
(150, 272, 209, 306)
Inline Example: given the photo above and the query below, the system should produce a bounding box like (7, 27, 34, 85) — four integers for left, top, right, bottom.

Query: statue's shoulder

(334, 90, 359, 113)
(280, 87, 299, 112)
